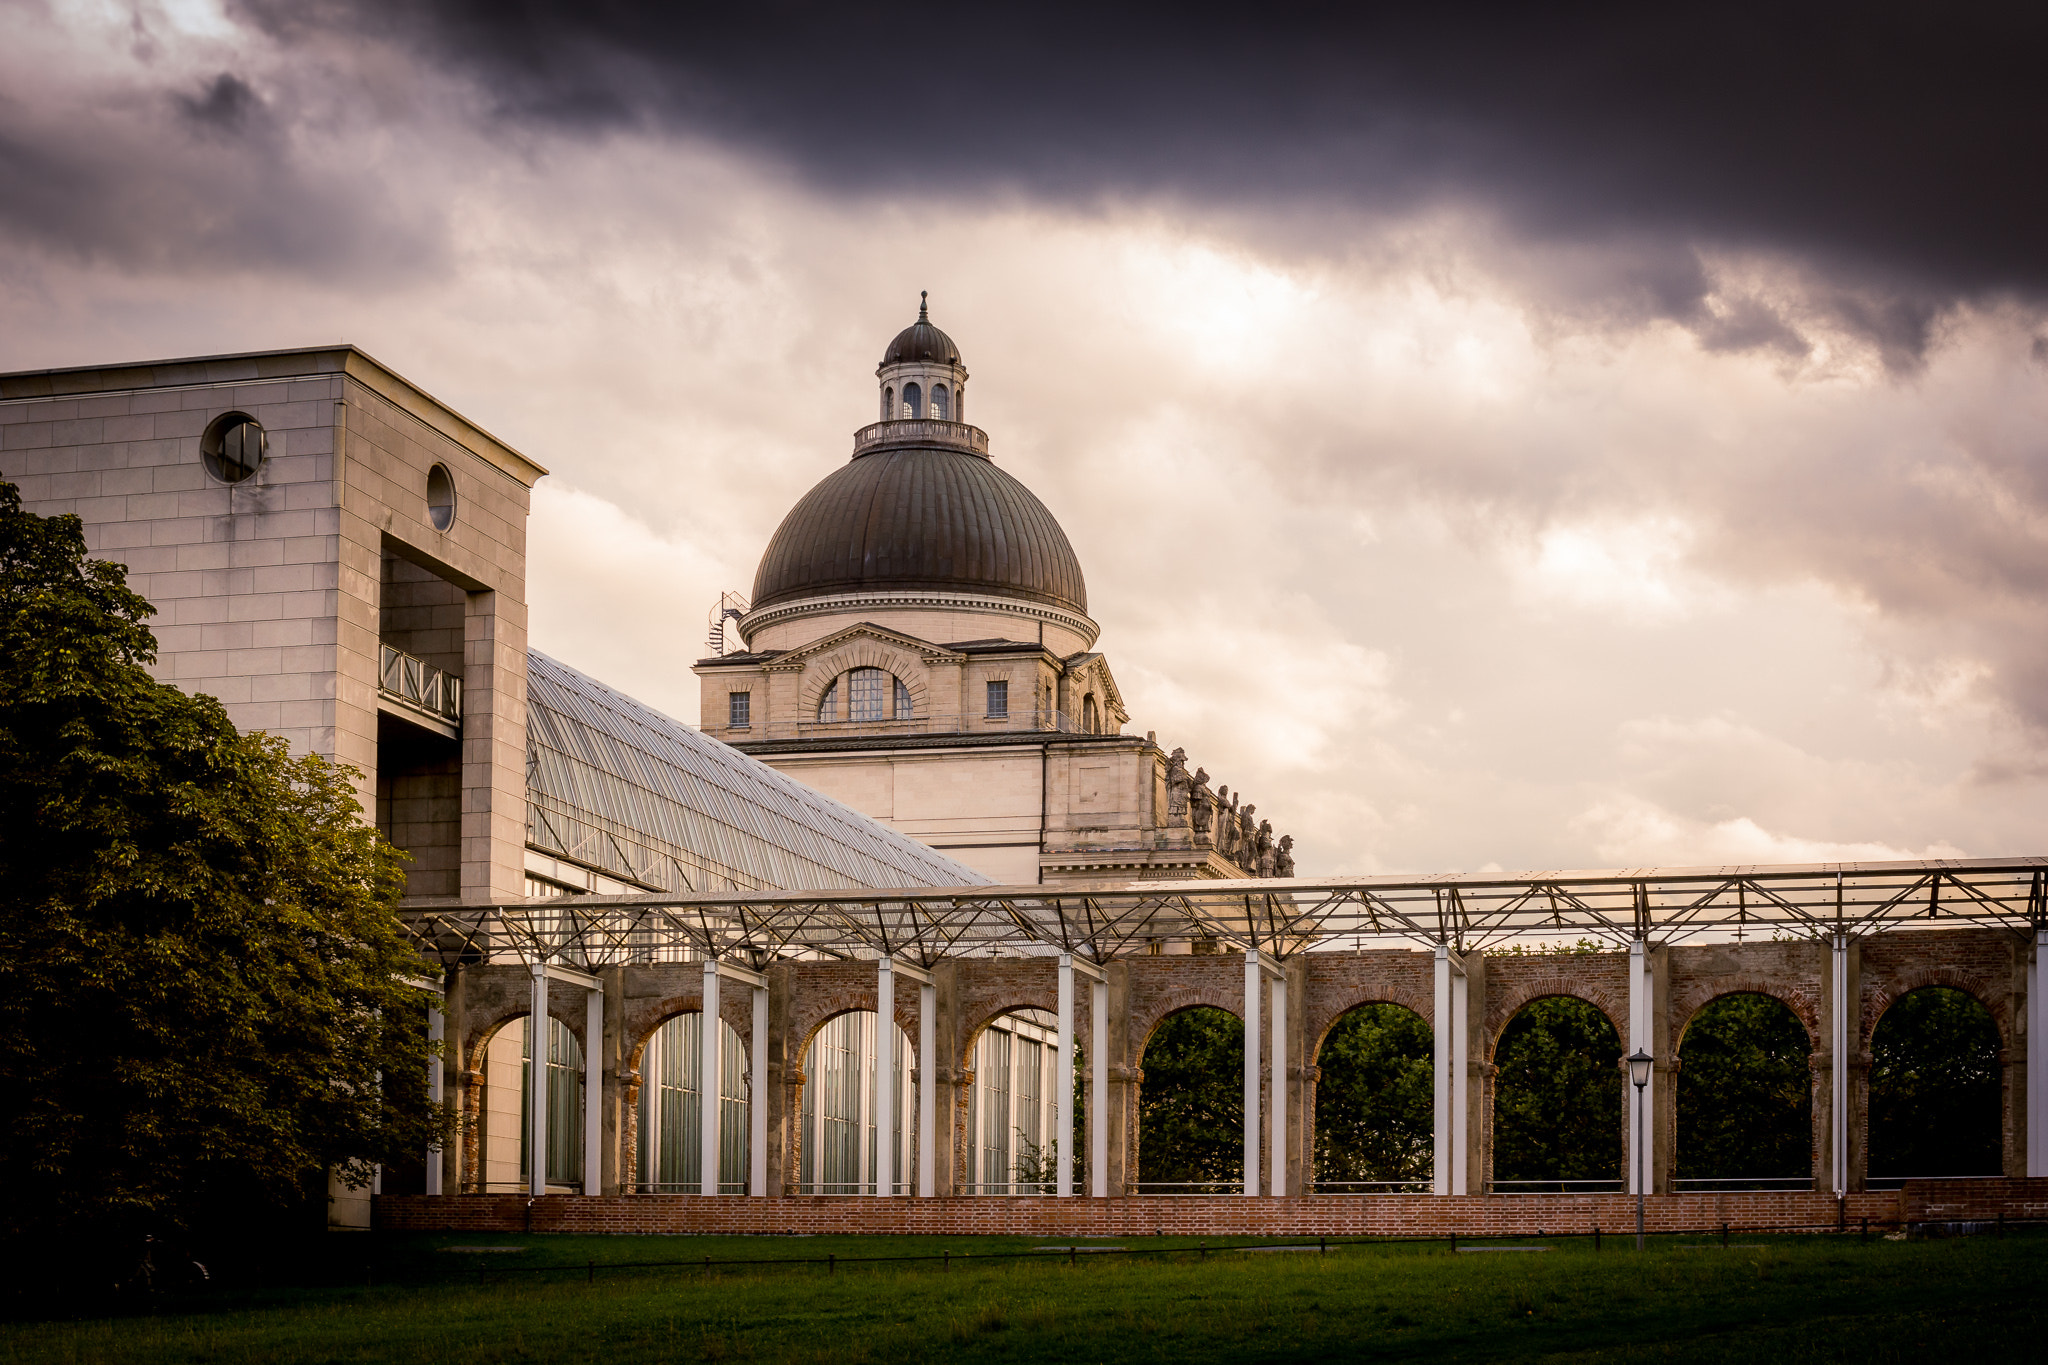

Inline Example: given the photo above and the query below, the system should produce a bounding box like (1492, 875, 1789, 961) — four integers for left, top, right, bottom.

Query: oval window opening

(201, 413, 266, 484)
(427, 463, 457, 531)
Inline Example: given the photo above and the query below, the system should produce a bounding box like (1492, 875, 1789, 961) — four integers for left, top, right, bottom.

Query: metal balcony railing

(379, 644, 462, 725)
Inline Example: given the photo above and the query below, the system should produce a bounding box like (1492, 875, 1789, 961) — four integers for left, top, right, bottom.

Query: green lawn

(5, 1230, 2041, 1363)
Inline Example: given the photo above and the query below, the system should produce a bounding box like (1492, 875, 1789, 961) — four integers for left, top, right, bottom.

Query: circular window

(201, 413, 266, 484)
(426, 463, 456, 531)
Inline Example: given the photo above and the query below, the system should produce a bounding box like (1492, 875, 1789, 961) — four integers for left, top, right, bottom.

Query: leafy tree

(1492, 996, 1623, 1186)
(1676, 993, 1811, 1180)
(1313, 1003, 1433, 1187)
(0, 479, 443, 1266)
(1138, 1007, 1242, 1187)
(1869, 986, 2002, 1178)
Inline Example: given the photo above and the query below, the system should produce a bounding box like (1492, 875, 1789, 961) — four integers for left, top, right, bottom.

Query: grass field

(4, 1229, 2041, 1363)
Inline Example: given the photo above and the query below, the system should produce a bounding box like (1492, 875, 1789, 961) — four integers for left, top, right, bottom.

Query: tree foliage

(1313, 1003, 1433, 1187)
(1676, 993, 1812, 1179)
(0, 480, 443, 1257)
(1492, 996, 1623, 1185)
(1869, 986, 2002, 1178)
(1138, 1007, 1242, 1187)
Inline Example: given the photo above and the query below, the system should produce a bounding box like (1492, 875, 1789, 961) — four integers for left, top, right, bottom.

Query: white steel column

(1433, 946, 1452, 1196)
(528, 963, 548, 1197)
(875, 958, 895, 1196)
(584, 984, 603, 1196)
(1090, 978, 1109, 1198)
(1269, 968, 1288, 1197)
(1626, 939, 1650, 1197)
(700, 958, 721, 1197)
(643, 1028, 662, 1192)
(1057, 955, 1076, 1197)
(425, 991, 444, 1196)
(1450, 962, 1469, 1196)
(2028, 930, 2046, 1177)
(918, 979, 936, 1197)
(1832, 934, 1850, 1194)
(752, 984, 770, 1195)
(1243, 949, 1262, 1196)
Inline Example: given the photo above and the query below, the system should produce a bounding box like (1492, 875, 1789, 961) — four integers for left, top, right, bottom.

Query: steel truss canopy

(399, 856, 2048, 971)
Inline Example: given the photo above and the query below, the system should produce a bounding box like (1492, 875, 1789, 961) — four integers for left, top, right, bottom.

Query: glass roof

(524, 650, 990, 896)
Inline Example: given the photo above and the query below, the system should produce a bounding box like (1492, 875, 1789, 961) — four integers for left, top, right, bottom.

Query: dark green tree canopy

(1313, 1002, 1433, 1188)
(1869, 986, 2002, 1179)
(1676, 992, 1812, 1181)
(1138, 1007, 1243, 1188)
(0, 479, 443, 1253)
(1491, 995, 1623, 1187)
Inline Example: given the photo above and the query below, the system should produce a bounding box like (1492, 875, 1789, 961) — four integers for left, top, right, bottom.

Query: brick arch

(462, 996, 589, 1072)
(1861, 970, 2013, 1052)
(1483, 977, 1626, 1062)
(1306, 990, 1435, 1062)
(1671, 982, 1822, 1053)
(800, 641, 933, 716)
(787, 998, 924, 1079)
(1131, 989, 1244, 1060)
(961, 996, 1063, 1068)
(621, 990, 758, 1079)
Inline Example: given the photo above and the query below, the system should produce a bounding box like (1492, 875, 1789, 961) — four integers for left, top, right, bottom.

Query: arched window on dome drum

(903, 382, 922, 419)
(932, 384, 949, 420)
(1083, 695, 1099, 733)
(895, 677, 914, 719)
(882, 386, 893, 421)
(848, 667, 888, 722)
(816, 680, 838, 723)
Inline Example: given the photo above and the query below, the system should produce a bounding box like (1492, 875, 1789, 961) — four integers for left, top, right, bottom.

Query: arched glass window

(520, 1015, 584, 1188)
(639, 1013, 750, 1193)
(1083, 695, 1099, 733)
(932, 384, 950, 420)
(816, 680, 839, 723)
(894, 677, 913, 719)
(848, 667, 887, 722)
(882, 386, 894, 420)
(903, 382, 922, 418)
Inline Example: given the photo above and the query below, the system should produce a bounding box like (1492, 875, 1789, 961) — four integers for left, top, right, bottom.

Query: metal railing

(1675, 1176, 1813, 1191)
(852, 419, 990, 458)
(1312, 1179, 1433, 1193)
(1491, 1179, 1627, 1194)
(379, 644, 461, 724)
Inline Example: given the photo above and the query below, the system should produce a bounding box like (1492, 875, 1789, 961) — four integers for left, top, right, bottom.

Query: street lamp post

(1628, 1048, 1653, 1250)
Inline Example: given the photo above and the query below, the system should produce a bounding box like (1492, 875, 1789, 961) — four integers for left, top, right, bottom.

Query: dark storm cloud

(242, 2, 2047, 311)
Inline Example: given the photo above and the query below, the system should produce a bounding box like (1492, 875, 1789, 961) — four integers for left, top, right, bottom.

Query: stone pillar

(1459, 950, 1486, 1195)
(1283, 956, 1311, 1197)
(597, 967, 625, 1196)
(460, 588, 528, 902)
(1105, 960, 1138, 1195)
(764, 960, 794, 1197)
(931, 960, 967, 1197)
(441, 965, 469, 1196)
(1648, 943, 1674, 1194)
(2028, 930, 2045, 1177)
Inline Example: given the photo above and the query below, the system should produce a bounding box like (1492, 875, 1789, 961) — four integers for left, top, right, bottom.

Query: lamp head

(1627, 1048, 1653, 1089)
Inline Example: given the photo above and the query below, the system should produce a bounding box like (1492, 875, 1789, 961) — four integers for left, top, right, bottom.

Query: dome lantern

(877, 291, 969, 424)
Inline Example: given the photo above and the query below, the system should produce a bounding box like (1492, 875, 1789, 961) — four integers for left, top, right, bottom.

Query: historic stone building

(696, 300, 1294, 888)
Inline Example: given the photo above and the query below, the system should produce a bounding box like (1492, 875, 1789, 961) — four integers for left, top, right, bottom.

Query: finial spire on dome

(918, 290, 929, 322)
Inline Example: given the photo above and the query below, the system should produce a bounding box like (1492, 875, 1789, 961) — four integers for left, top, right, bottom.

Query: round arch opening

(795, 1011, 913, 1195)
(1313, 1002, 1433, 1192)
(1491, 996, 1623, 1192)
(1136, 1005, 1243, 1194)
(638, 1012, 750, 1193)
(1869, 985, 2003, 1184)
(1675, 993, 1812, 1189)
(964, 1007, 1073, 1194)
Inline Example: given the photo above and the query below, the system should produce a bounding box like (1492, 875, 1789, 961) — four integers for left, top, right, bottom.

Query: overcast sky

(4, 1, 2047, 876)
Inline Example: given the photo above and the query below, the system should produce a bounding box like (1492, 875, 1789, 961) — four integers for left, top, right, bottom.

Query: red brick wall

(376, 1191, 1900, 1237)
(1902, 1177, 2048, 1221)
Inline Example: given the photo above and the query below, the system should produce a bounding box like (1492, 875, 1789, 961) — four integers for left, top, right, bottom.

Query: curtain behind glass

(639, 1013, 751, 1193)
(519, 1016, 584, 1188)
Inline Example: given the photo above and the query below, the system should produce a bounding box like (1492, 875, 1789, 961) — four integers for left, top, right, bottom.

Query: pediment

(765, 621, 965, 670)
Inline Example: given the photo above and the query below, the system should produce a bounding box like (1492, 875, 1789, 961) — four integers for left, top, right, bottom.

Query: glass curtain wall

(519, 1015, 585, 1188)
(796, 1012, 912, 1194)
(964, 1010, 1060, 1193)
(637, 1014, 751, 1193)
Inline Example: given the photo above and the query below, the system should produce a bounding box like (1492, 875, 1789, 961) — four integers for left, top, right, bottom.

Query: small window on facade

(986, 679, 1009, 717)
(932, 384, 950, 420)
(426, 463, 457, 531)
(903, 381, 922, 418)
(728, 691, 751, 728)
(1083, 695, 1098, 733)
(201, 412, 266, 484)
(894, 677, 913, 719)
(883, 385, 894, 420)
(816, 680, 838, 722)
(848, 667, 887, 722)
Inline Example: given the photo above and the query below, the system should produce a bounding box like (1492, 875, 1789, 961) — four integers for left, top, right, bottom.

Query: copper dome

(751, 443, 1087, 616)
(881, 295, 962, 367)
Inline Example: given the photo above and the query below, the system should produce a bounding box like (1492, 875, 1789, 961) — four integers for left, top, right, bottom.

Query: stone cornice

(741, 590, 1099, 650)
